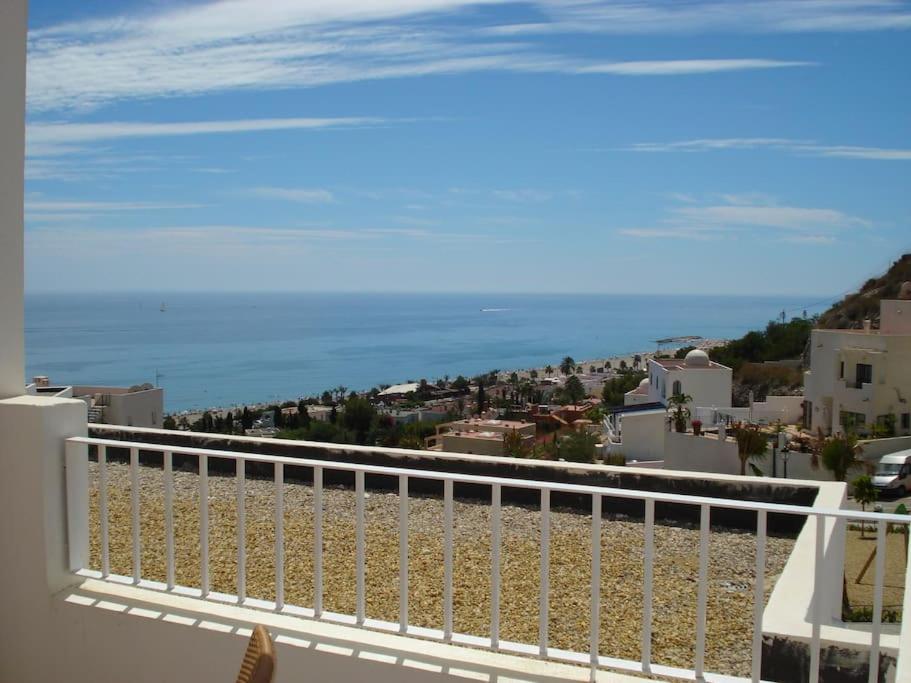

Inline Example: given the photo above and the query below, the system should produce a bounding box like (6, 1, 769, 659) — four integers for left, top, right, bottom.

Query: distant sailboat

(160, 302, 167, 313)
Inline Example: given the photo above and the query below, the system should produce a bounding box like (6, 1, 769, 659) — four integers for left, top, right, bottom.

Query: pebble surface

(88, 461, 793, 677)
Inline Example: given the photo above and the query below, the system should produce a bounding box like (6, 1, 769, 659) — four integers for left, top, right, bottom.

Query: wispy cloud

(246, 187, 336, 204)
(780, 234, 836, 245)
(577, 59, 812, 76)
(673, 204, 871, 231)
(618, 193, 872, 242)
(25, 224, 490, 254)
(25, 0, 822, 112)
(617, 227, 717, 240)
(27, 117, 384, 151)
(25, 200, 203, 212)
(626, 137, 911, 160)
(486, 1, 911, 36)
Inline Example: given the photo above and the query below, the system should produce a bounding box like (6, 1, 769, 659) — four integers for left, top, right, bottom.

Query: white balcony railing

(64, 432, 911, 683)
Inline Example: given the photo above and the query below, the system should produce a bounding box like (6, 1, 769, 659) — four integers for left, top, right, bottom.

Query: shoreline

(169, 338, 728, 419)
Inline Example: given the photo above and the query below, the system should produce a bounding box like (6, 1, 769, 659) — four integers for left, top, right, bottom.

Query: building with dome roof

(624, 348, 733, 410)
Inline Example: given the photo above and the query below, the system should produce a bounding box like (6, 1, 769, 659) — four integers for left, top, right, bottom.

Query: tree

(545, 365, 554, 377)
(666, 393, 693, 433)
(329, 405, 338, 424)
(343, 397, 376, 445)
(321, 390, 333, 406)
(298, 401, 311, 429)
(589, 365, 596, 374)
(821, 433, 862, 481)
(163, 415, 177, 430)
(451, 375, 470, 393)
(558, 431, 598, 463)
(732, 423, 768, 476)
(561, 374, 586, 405)
(476, 382, 486, 415)
(503, 429, 531, 458)
(852, 475, 878, 538)
(530, 369, 538, 380)
(560, 356, 576, 376)
(619, 359, 628, 370)
(601, 370, 646, 408)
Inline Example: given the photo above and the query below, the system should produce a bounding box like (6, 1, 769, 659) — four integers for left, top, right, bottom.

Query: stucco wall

(662, 430, 740, 476)
(616, 410, 666, 462)
(105, 387, 164, 428)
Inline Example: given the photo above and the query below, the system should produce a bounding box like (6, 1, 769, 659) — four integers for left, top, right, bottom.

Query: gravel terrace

(89, 461, 794, 677)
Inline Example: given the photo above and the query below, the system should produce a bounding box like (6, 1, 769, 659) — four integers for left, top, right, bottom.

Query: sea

(25, 292, 831, 413)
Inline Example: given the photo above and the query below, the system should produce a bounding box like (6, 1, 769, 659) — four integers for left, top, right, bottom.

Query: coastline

(170, 337, 728, 420)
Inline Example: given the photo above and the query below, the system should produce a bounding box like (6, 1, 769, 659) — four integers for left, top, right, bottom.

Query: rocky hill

(818, 253, 911, 329)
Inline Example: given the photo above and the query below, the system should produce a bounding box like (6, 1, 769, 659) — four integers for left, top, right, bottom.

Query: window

(855, 363, 872, 388)
(672, 380, 682, 396)
(839, 361, 844, 379)
(839, 411, 866, 432)
(903, 413, 910, 431)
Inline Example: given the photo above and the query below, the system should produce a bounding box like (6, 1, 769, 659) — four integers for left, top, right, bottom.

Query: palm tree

(545, 365, 553, 377)
(666, 393, 693, 433)
(560, 356, 576, 376)
(731, 423, 768, 476)
(821, 433, 862, 481)
(530, 369, 538, 380)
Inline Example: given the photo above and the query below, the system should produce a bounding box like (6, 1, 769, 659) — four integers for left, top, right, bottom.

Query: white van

(873, 450, 911, 497)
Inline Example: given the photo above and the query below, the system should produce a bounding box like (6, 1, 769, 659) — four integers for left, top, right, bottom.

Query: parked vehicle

(872, 450, 911, 497)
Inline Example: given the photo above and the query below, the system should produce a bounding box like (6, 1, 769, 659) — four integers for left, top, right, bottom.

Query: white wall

(106, 388, 165, 428)
(661, 430, 740, 475)
(751, 395, 804, 425)
(615, 410, 666, 462)
(0, 0, 27, 399)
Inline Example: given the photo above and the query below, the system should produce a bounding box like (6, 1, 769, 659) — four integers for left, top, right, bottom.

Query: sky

(23, 0, 911, 296)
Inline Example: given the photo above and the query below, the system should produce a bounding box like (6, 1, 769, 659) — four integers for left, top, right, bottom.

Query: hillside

(818, 254, 911, 329)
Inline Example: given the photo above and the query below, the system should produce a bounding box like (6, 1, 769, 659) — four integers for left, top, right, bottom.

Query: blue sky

(23, 0, 911, 296)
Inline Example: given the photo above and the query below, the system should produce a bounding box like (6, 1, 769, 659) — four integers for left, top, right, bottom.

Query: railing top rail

(68, 435, 911, 524)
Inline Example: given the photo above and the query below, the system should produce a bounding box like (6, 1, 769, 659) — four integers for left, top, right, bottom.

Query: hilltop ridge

(819, 254, 911, 329)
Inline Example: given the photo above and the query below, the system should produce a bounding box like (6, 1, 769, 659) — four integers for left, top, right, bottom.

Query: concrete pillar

(0, 396, 87, 679)
(0, 0, 28, 399)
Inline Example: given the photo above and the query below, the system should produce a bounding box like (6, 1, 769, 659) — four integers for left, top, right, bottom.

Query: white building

(803, 287, 911, 436)
(641, 350, 733, 409)
(27, 377, 164, 428)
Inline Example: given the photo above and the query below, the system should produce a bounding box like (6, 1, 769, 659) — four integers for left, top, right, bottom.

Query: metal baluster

(538, 488, 550, 657)
(590, 494, 602, 679)
(491, 483, 502, 650)
(130, 447, 141, 584)
(164, 451, 174, 590)
(868, 519, 886, 683)
(752, 509, 767, 683)
(399, 475, 409, 632)
(314, 466, 323, 617)
(199, 454, 209, 597)
(356, 470, 366, 625)
(694, 504, 710, 679)
(275, 462, 284, 610)
(444, 479, 454, 641)
(236, 458, 246, 603)
(641, 498, 655, 672)
(99, 445, 110, 577)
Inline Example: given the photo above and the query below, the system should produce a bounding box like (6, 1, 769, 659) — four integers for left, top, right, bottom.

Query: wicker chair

(236, 625, 276, 683)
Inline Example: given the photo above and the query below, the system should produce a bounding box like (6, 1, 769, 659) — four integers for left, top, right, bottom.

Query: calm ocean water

(25, 292, 829, 412)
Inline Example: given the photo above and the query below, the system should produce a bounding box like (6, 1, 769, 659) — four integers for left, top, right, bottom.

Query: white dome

(639, 377, 650, 387)
(684, 349, 710, 367)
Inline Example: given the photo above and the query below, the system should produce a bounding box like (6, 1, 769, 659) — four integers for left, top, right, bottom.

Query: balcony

(2, 390, 911, 682)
